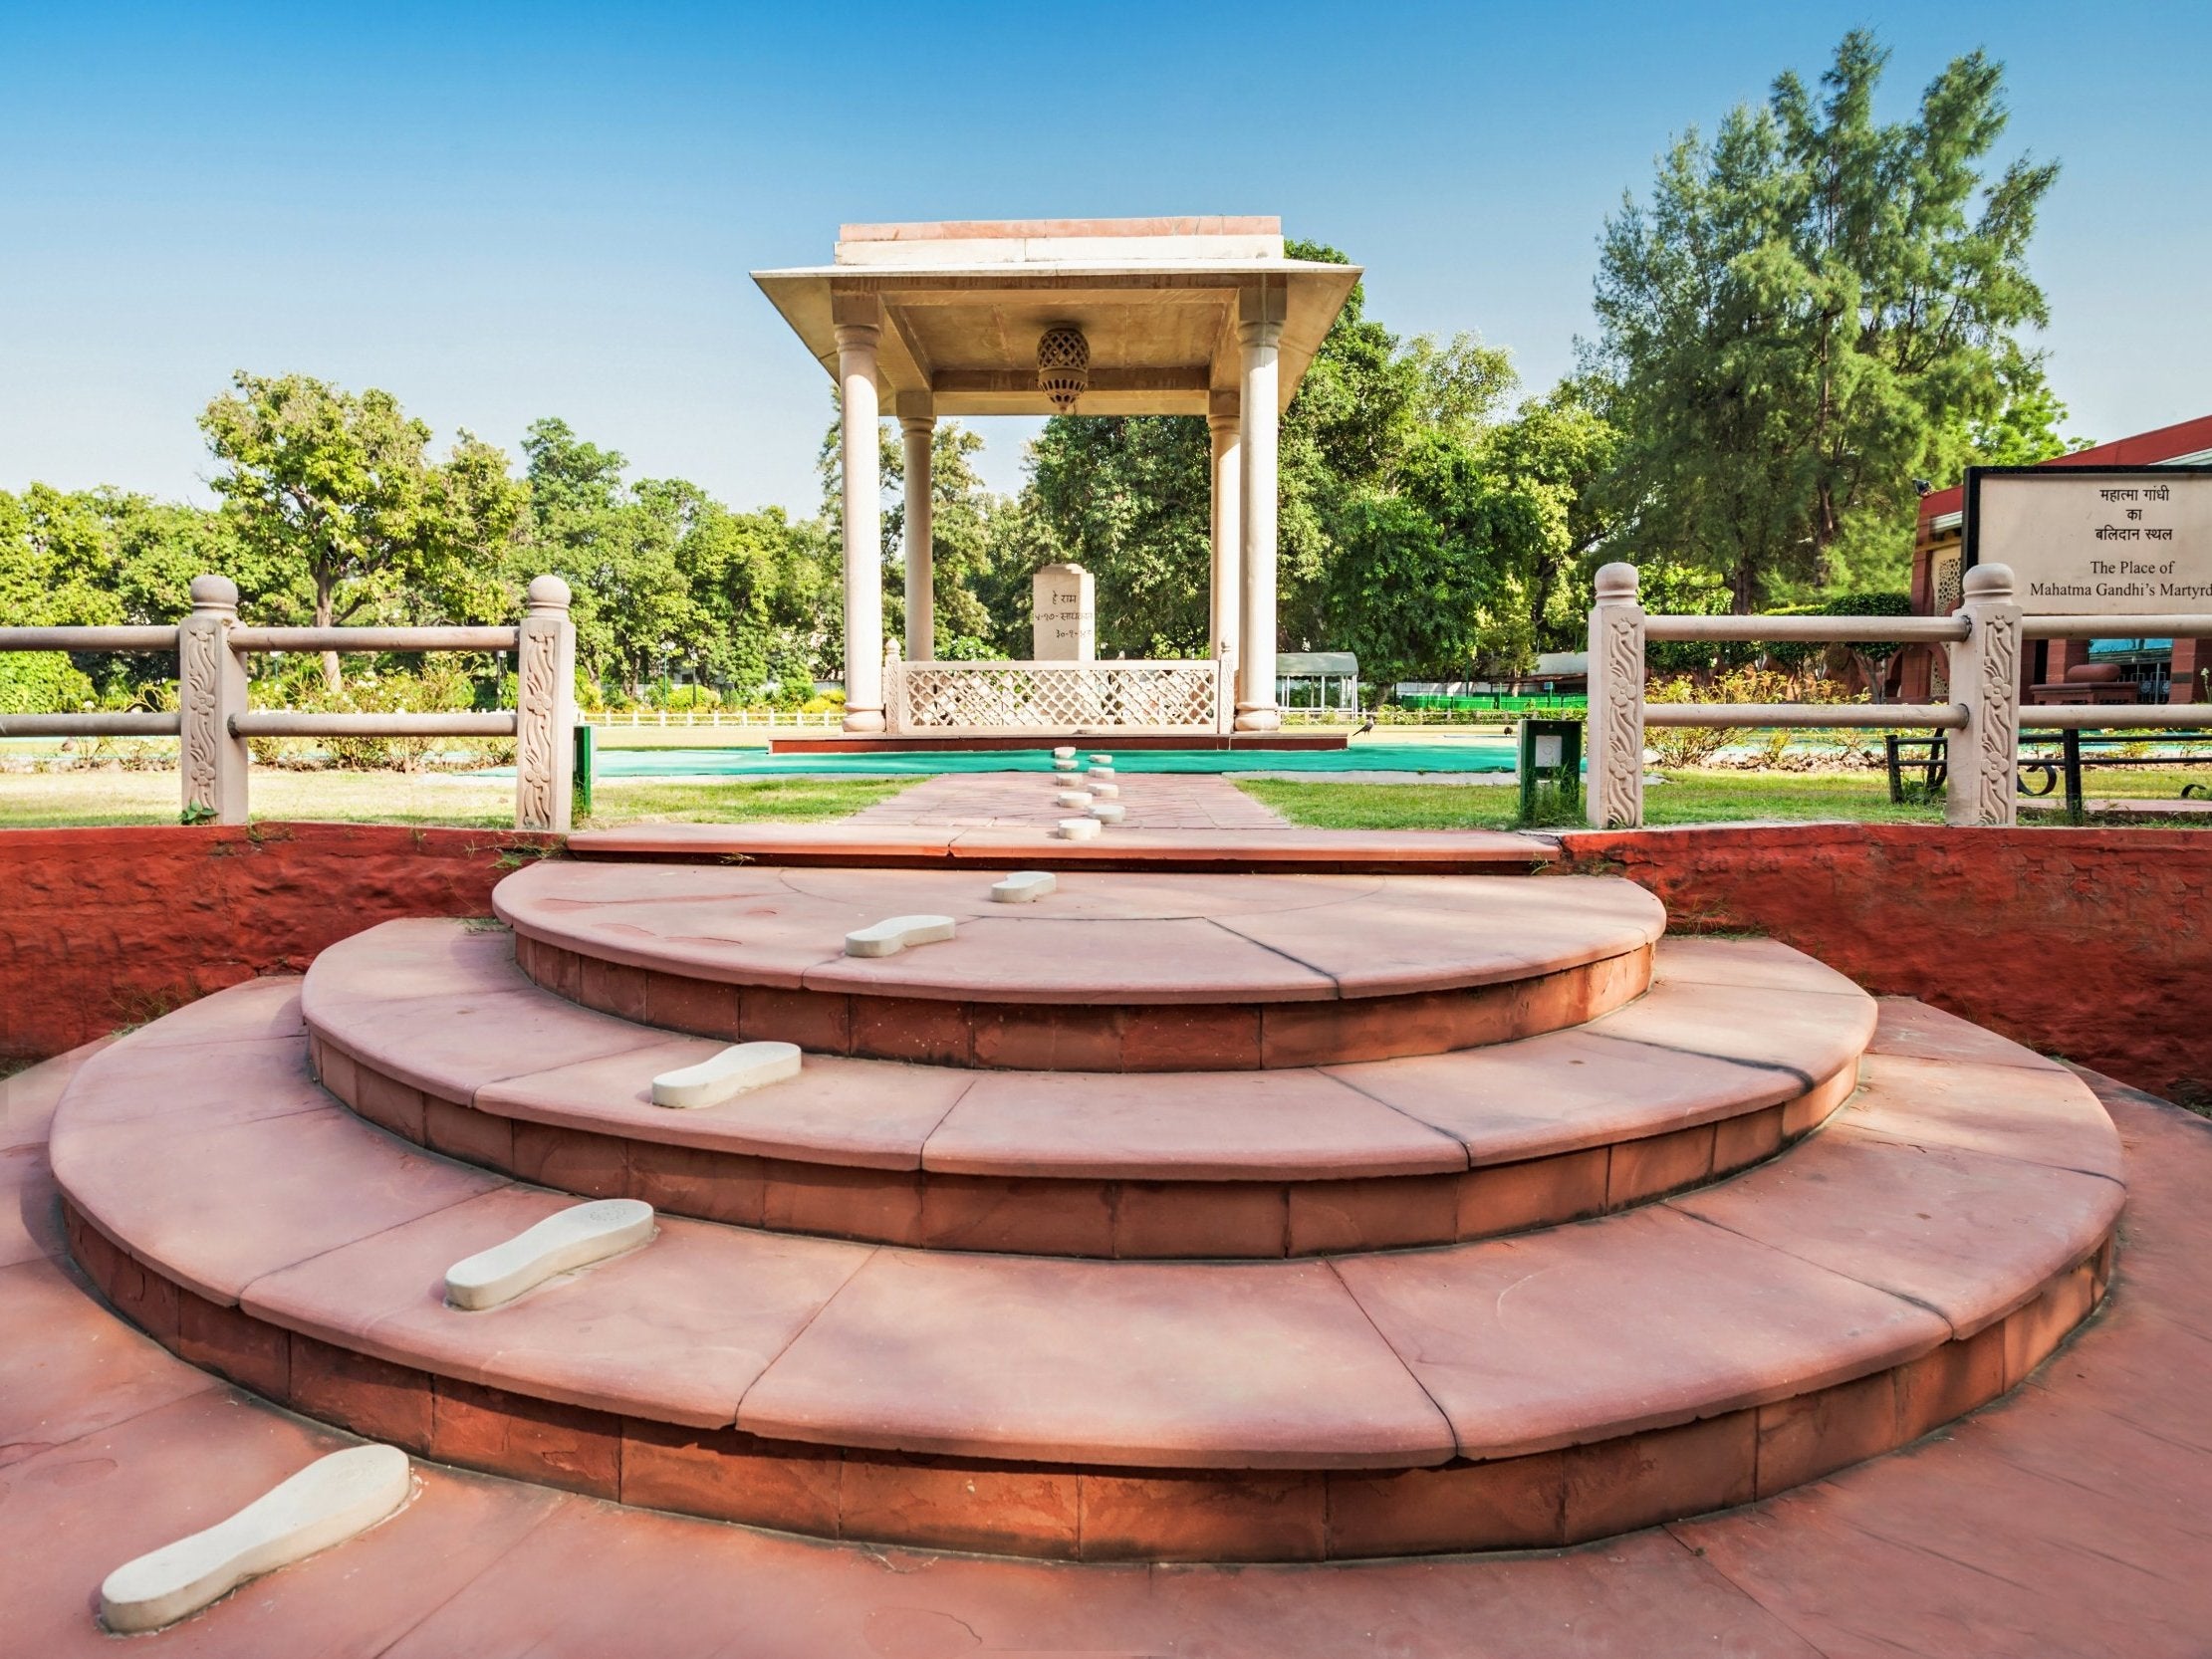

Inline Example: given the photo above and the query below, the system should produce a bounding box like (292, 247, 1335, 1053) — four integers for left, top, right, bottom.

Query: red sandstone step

(49, 982, 2123, 1559)
(302, 920, 1873, 1255)
(12, 1044, 2208, 1646)
(493, 864, 1665, 1068)
(563, 821, 1559, 873)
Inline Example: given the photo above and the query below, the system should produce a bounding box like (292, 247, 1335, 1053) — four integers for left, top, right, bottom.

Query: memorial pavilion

(752, 217, 1359, 743)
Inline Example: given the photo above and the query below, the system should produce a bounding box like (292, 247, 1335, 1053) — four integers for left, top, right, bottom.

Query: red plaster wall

(1556, 824, 2211, 1105)
(0, 824, 554, 1060)
(4, 821, 2206, 1104)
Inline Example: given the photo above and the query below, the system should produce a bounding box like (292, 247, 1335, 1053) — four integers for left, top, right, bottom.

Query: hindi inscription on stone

(1032, 563, 1096, 660)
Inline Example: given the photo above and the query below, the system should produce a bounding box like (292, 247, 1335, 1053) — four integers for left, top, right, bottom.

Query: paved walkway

(847, 769, 1291, 831)
(3, 1037, 2208, 1655)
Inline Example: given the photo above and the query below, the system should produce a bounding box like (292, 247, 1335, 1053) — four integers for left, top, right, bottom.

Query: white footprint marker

(444, 1199, 655, 1310)
(1088, 802, 1127, 824)
(844, 914, 957, 958)
(1055, 817, 1103, 840)
(1086, 766, 1115, 783)
(1052, 746, 1077, 759)
(1088, 781, 1120, 799)
(650, 1042, 801, 1109)
(991, 870, 1057, 903)
(1088, 753, 1112, 766)
(1054, 790, 1095, 811)
(100, 1444, 412, 1633)
(1051, 757, 1080, 772)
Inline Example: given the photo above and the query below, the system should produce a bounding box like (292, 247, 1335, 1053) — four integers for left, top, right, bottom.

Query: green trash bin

(1517, 718, 1583, 824)
(573, 724, 596, 822)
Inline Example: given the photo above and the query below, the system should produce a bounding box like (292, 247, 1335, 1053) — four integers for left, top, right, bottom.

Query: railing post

(515, 576, 576, 832)
(178, 575, 249, 825)
(1945, 562, 2022, 829)
(1588, 562, 1646, 829)
(883, 635, 904, 735)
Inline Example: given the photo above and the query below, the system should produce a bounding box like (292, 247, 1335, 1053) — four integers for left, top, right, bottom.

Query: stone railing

(1588, 561, 2212, 830)
(887, 657, 1228, 736)
(0, 575, 576, 830)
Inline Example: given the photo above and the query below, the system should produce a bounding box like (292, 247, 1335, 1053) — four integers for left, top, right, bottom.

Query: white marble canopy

(753, 217, 1360, 733)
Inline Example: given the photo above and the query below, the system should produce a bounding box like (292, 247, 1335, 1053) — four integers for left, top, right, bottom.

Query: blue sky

(3, 0, 2206, 511)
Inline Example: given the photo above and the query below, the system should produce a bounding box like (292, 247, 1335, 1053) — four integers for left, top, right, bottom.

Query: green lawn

(1239, 771, 1945, 830)
(1238, 768, 2212, 830)
(0, 768, 906, 830)
(4, 759, 2203, 832)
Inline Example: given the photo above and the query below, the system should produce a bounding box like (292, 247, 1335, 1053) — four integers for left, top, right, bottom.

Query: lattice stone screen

(889, 660, 1221, 734)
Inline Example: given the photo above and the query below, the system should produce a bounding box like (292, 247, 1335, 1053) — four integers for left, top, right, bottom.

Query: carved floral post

(178, 575, 249, 825)
(1946, 563, 2022, 829)
(1587, 562, 1647, 829)
(515, 576, 576, 832)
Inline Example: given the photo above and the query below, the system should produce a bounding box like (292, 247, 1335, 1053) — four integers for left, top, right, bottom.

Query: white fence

(0, 575, 577, 831)
(886, 657, 1228, 736)
(1588, 561, 2212, 830)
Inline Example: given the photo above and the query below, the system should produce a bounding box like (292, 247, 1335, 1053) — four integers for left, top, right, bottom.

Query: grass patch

(1239, 770, 1948, 830)
(581, 776, 906, 825)
(0, 768, 909, 830)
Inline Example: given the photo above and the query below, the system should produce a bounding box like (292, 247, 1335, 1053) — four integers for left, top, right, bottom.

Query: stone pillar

(2044, 638, 2093, 690)
(1587, 562, 1646, 829)
(177, 574, 249, 825)
(1234, 299, 1284, 732)
(1207, 395, 1242, 672)
(515, 575, 576, 832)
(900, 405, 934, 662)
(1946, 563, 2022, 829)
(836, 313, 885, 733)
(2167, 636, 2210, 704)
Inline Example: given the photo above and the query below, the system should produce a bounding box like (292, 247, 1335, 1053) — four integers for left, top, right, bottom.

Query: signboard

(1965, 465, 2212, 614)
(1031, 563, 1095, 660)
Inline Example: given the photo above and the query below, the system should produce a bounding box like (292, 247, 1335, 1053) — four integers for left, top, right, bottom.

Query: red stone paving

(564, 816, 1559, 872)
(733, 1249, 1459, 1469)
(43, 987, 2120, 1520)
(309, 924, 1872, 1200)
(494, 860, 1661, 1007)
(246, 1186, 871, 1427)
(2, 1044, 2206, 1652)
(845, 769, 1293, 831)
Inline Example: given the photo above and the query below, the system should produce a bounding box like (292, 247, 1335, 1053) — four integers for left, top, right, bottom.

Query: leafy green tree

(1589, 30, 2060, 607)
(1963, 347, 2091, 468)
(201, 372, 524, 686)
(1027, 414, 1212, 655)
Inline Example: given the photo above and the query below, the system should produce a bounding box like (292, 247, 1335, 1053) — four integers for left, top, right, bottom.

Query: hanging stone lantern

(1037, 325, 1091, 413)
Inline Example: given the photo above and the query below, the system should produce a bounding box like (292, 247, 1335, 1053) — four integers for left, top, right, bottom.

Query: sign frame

(1963, 463, 2212, 612)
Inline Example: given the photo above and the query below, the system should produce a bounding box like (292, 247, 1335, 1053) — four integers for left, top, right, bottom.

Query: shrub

(1645, 666, 1875, 769)
(0, 651, 96, 715)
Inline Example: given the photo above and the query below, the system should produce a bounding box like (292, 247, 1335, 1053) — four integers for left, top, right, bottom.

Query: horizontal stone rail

(0, 625, 180, 651)
(2024, 613, 2212, 638)
(1643, 614, 1970, 643)
(0, 712, 183, 737)
(1643, 703, 1968, 730)
(0, 575, 574, 832)
(1589, 560, 2211, 830)
(226, 625, 520, 652)
(230, 712, 521, 738)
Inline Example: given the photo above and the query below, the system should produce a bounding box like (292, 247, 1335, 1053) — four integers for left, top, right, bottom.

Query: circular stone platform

(493, 864, 1665, 1069)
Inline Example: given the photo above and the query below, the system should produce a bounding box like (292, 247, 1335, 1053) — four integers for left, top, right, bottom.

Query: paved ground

(847, 769, 1291, 831)
(3, 1036, 2208, 1655)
